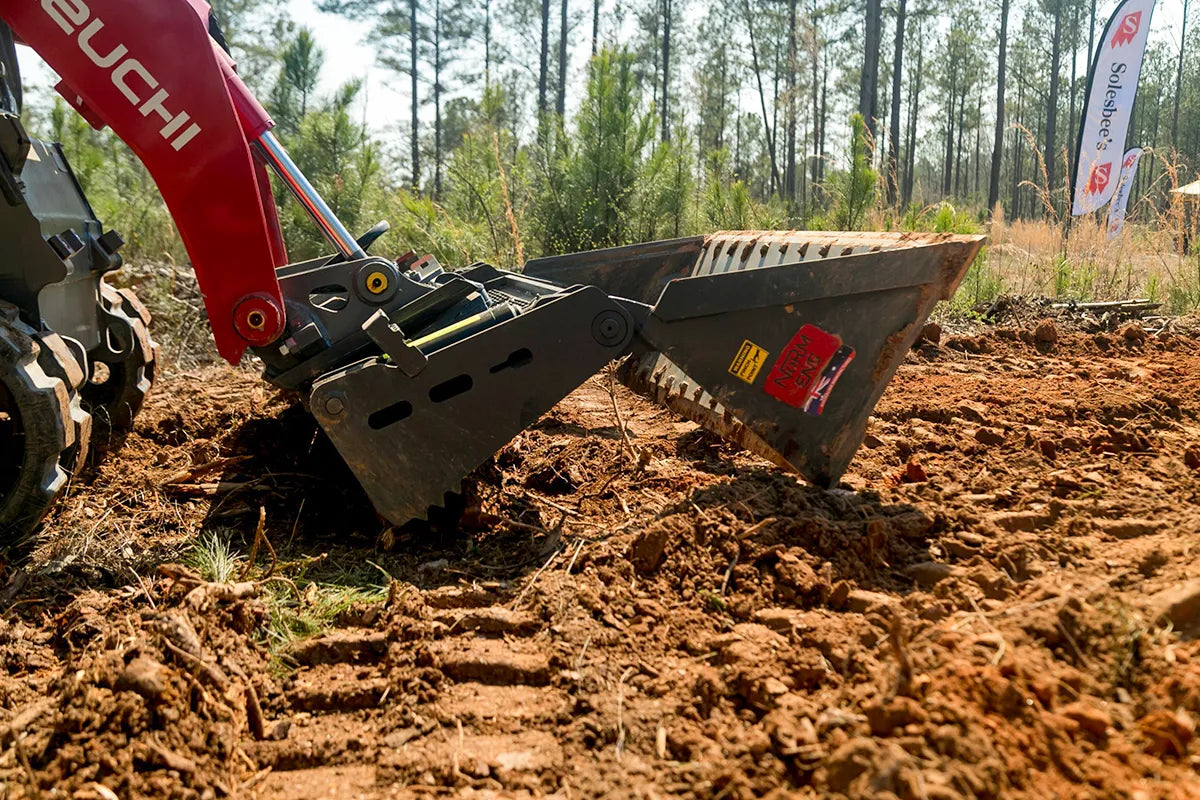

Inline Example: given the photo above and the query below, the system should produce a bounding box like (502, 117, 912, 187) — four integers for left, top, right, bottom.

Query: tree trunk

(1033, 110, 1044, 214)
(1012, 74, 1022, 217)
(1173, 0, 1189, 148)
(773, 40, 781, 187)
(744, 0, 782, 193)
(484, 0, 492, 88)
(1067, 0, 1079, 190)
(661, 0, 672, 142)
(859, 0, 882, 139)
(885, 0, 906, 206)
(1145, 83, 1162, 199)
(785, 0, 798, 205)
(557, 0, 568, 118)
(988, 0, 1010, 212)
(810, 6, 821, 189)
(717, 51, 728, 150)
(410, 0, 420, 191)
(735, 111, 742, 178)
(819, 48, 828, 181)
(955, 88, 966, 196)
(974, 82, 982, 197)
(1087, 0, 1096, 63)
(1045, 0, 1062, 206)
(943, 71, 956, 196)
(592, 0, 599, 55)
(800, 117, 808, 212)
(538, 0, 550, 117)
(902, 23, 922, 207)
(434, 0, 443, 198)
(1011, 73, 1024, 218)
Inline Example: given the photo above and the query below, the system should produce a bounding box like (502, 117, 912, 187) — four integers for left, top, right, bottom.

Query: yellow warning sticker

(728, 339, 769, 384)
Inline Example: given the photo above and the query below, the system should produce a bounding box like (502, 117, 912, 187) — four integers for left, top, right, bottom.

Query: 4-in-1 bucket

(526, 231, 986, 487)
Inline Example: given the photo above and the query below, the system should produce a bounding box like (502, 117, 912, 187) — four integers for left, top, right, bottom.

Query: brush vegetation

(21, 23, 1200, 344)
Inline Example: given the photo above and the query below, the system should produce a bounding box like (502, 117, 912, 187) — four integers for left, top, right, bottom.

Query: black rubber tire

(34, 329, 92, 478)
(0, 306, 81, 548)
(83, 282, 157, 436)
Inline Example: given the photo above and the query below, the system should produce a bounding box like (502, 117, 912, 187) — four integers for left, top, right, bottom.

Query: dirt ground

(3, 318, 1200, 799)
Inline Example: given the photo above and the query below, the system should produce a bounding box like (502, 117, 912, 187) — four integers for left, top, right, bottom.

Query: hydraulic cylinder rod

(256, 130, 366, 261)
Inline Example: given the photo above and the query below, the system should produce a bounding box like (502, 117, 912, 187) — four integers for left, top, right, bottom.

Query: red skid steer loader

(0, 0, 984, 545)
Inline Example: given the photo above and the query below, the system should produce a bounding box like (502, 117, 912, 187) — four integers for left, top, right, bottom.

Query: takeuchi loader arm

(1, 0, 295, 363)
(0, 0, 985, 537)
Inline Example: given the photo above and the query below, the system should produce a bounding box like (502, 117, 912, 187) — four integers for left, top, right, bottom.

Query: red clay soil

(2, 321, 1200, 799)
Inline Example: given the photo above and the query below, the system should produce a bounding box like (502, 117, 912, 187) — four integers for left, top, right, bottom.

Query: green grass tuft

(185, 532, 244, 583)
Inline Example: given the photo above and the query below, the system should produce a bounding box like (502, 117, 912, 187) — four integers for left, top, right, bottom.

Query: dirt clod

(974, 427, 1006, 446)
(1150, 580, 1200, 633)
(904, 560, 955, 587)
(1034, 318, 1058, 350)
(432, 639, 552, 686)
(1119, 322, 1148, 345)
(902, 460, 928, 483)
(1094, 518, 1164, 539)
(630, 514, 692, 574)
(114, 655, 170, 701)
(1139, 709, 1196, 757)
(987, 509, 1054, 532)
(435, 607, 540, 636)
(1059, 701, 1112, 738)
(289, 632, 389, 666)
(865, 696, 927, 736)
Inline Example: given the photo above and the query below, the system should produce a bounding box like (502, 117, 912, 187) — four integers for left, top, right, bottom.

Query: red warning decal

(763, 324, 856, 415)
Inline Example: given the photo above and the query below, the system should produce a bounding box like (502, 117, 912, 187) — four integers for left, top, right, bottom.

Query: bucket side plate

(625, 232, 985, 485)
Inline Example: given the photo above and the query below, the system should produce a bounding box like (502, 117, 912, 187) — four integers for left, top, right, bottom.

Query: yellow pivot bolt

(366, 271, 390, 295)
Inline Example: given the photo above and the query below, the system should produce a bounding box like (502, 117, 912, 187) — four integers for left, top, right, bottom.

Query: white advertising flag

(1105, 147, 1144, 239)
(1071, 0, 1156, 215)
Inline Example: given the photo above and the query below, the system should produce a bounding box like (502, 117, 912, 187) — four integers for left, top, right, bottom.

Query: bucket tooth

(619, 352, 793, 470)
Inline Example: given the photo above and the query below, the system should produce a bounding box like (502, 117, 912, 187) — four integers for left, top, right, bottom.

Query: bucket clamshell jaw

(299, 230, 985, 525)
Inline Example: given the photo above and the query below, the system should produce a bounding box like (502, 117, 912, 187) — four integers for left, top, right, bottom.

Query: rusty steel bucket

(525, 231, 986, 487)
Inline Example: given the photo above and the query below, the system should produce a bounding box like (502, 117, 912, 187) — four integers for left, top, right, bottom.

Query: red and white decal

(1105, 147, 1143, 239)
(40, 0, 202, 150)
(763, 324, 856, 415)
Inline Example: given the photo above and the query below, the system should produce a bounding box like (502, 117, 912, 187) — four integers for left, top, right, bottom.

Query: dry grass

(985, 209, 1200, 312)
(900, 136, 1200, 315)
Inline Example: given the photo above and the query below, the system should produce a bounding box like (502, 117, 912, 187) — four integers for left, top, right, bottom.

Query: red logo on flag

(1085, 163, 1113, 195)
(1123, 152, 1139, 169)
(1111, 11, 1142, 47)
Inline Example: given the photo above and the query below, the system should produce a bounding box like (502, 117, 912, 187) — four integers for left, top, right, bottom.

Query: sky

(286, 0, 403, 130)
(13, 0, 1195, 140)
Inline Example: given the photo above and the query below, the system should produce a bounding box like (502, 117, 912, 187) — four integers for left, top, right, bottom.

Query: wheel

(0, 304, 88, 548)
(83, 282, 157, 437)
(34, 329, 91, 477)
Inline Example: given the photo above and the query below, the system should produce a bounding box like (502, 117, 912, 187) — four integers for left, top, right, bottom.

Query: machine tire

(34, 329, 92, 479)
(0, 305, 82, 548)
(83, 282, 156, 438)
